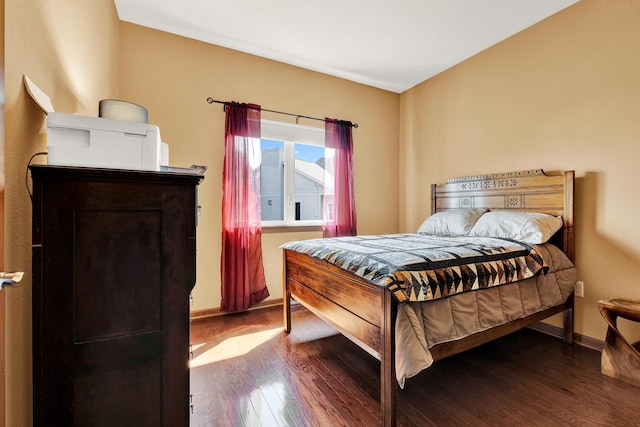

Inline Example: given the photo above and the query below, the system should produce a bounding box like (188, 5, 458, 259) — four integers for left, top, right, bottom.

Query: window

(260, 119, 334, 227)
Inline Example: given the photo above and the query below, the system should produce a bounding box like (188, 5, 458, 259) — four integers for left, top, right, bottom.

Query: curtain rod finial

(206, 97, 214, 104)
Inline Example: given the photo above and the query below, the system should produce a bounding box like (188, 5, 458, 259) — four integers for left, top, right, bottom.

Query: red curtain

(220, 102, 269, 312)
(323, 119, 357, 237)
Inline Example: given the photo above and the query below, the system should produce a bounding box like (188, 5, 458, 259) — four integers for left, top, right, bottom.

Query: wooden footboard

(284, 250, 384, 356)
(283, 249, 397, 426)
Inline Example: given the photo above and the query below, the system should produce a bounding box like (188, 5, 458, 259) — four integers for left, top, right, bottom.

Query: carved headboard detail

(431, 169, 575, 262)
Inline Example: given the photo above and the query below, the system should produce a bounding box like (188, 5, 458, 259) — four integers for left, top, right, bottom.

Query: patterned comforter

(282, 234, 548, 304)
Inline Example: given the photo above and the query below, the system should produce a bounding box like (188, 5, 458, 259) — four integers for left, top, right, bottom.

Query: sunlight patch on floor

(190, 327, 282, 368)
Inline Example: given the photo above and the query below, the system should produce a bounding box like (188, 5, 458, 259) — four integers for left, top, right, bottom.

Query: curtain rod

(206, 97, 358, 128)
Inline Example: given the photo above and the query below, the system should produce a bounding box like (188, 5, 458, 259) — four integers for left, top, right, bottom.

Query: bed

(282, 169, 576, 427)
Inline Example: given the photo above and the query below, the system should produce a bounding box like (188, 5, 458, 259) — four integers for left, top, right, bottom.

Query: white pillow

(417, 208, 487, 236)
(468, 211, 563, 244)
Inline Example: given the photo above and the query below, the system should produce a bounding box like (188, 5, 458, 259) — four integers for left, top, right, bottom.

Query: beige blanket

(395, 243, 577, 387)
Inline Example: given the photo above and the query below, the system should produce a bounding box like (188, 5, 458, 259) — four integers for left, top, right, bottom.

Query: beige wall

(4, 0, 119, 424)
(400, 0, 640, 342)
(118, 22, 400, 311)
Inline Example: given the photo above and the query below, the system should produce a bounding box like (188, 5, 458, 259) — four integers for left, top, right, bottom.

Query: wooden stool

(598, 298, 640, 387)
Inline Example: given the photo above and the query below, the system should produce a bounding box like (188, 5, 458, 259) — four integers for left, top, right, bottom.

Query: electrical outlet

(575, 281, 584, 298)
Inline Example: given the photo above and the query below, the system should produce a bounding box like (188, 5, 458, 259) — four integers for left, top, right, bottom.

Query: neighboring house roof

(261, 147, 334, 192)
(295, 158, 333, 192)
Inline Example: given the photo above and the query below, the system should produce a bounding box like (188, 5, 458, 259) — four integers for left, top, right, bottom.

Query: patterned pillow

(417, 208, 487, 236)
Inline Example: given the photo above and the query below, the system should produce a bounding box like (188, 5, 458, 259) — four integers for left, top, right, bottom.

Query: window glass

(294, 143, 325, 221)
(260, 139, 284, 221)
(259, 119, 330, 226)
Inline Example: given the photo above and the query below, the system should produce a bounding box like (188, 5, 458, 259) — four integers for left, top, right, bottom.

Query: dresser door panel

(32, 166, 201, 427)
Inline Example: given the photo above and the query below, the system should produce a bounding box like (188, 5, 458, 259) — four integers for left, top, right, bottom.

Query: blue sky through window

(261, 139, 324, 163)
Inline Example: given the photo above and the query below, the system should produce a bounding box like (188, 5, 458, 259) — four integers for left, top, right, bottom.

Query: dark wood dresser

(30, 165, 205, 426)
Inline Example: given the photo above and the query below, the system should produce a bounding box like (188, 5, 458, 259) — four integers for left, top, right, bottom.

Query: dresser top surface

(30, 164, 206, 184)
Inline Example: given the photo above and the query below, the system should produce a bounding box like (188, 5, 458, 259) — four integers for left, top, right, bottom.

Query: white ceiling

(114, 0, 579, 93)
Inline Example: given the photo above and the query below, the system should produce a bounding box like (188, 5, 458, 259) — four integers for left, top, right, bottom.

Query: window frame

(260, 119, 327, 228)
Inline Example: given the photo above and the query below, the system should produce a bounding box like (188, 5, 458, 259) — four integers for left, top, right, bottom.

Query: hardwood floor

(190, 305, 640, 426)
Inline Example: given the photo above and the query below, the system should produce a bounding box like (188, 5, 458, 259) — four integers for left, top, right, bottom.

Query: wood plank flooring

(190, 305, 640, 426)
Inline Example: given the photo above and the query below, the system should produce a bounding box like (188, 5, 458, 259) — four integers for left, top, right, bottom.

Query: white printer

(47, 112, 169, 171)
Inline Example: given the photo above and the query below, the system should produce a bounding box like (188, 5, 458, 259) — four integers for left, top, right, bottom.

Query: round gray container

(99, 99, 148, 123)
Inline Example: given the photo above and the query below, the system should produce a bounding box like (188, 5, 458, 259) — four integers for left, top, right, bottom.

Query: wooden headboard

(431, 169, 575, 262)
